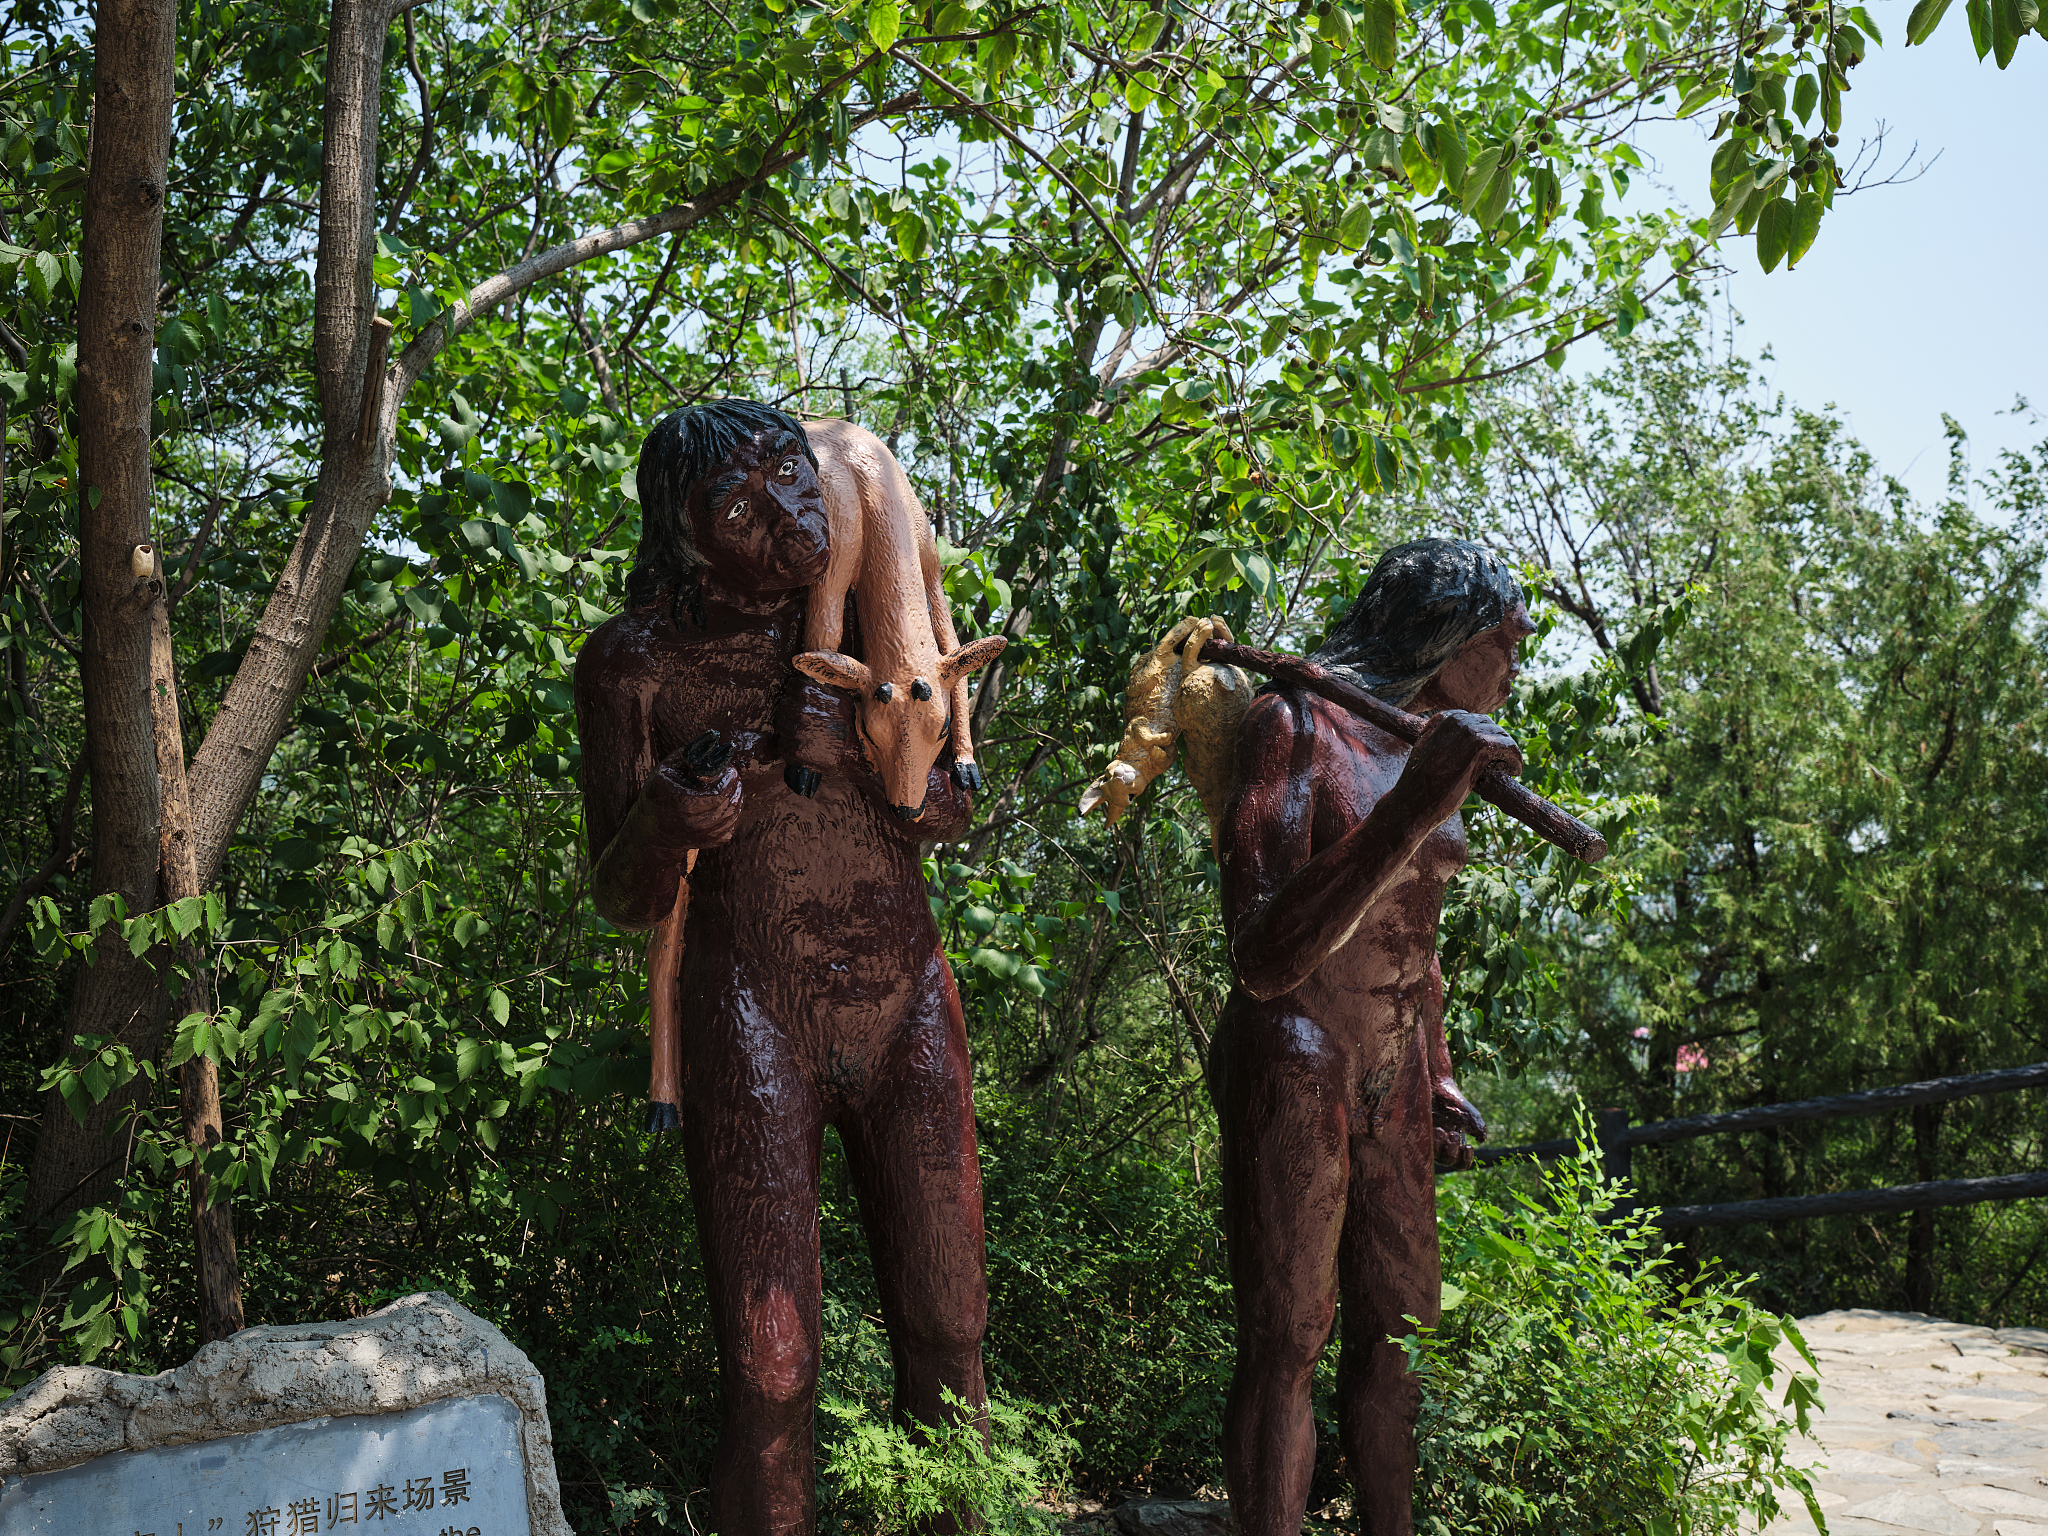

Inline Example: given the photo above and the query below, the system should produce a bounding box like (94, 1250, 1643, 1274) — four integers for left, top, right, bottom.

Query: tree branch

(394, 92, 921, 392)
(311, 610, 408, 678)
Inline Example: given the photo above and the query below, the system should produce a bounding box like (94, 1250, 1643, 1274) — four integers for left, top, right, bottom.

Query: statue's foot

(647, 1101, 681, 1135)
(951, 760, 984, 793)
(785, 764, 823, 798)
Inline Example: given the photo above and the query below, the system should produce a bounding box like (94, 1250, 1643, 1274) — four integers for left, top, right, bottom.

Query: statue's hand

(775, 669, 872, 777)
(643, 730, 743, 848)
(1408, 709, 1524, 797)
(1431, 1077, 1489, 1171)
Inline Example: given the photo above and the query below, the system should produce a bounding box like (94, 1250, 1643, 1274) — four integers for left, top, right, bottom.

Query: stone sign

(0, 1293, 567, 1536)
(0, 1391, 525, 1535)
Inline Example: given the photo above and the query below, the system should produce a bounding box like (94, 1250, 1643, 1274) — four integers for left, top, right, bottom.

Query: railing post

(1597, 1107, 1634, 1223)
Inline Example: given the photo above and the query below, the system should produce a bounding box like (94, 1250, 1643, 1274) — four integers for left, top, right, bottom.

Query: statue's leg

(679, 1000, 828, 1536)
(1209, 1008, 1351, 1536)
(837, 954, 990, 1522)
(1335, 1037, 1437, 1536)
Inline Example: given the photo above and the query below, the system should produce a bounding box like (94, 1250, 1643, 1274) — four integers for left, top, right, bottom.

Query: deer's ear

(794, 651, 875, 694)
(937, 635, 1008, 686)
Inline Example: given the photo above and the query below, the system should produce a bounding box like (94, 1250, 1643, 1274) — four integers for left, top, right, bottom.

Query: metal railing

(1462, 1060, 2048, 1230)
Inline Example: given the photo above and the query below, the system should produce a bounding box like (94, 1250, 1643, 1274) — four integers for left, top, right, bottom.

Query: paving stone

(1839, 1489, 1980, 1533)
(1939, 1462, 2034, 1479)
(1932, 1398, 2047, 1421)
(1765, 1313, 2048, 1533)
(1825, 1450, 1946, 1478)
(1947, 1488, 2048, 1519)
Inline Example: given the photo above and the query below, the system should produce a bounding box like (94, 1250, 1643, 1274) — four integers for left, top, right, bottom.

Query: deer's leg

(922, 560, 984, 792)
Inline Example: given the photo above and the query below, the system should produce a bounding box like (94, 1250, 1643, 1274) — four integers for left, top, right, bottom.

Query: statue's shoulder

(579, 607, 657, 670)
(574, 607, 674, 709)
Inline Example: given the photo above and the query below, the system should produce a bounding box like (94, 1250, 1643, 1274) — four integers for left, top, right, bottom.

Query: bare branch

(393, 92, 921, 393)
(311, 611, 408, 679)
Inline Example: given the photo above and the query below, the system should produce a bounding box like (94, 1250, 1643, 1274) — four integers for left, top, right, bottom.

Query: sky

(1622, 7, 2048, 508)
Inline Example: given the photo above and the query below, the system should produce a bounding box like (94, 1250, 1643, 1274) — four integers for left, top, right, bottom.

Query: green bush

(1410, 1122, 1828, 1536)
(819, 1386, 1076, 1535)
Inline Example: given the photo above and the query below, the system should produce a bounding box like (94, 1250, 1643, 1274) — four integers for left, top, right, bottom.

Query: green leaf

(1755, 197, 1795, 273)
(1361, 0, 1401, 68)
(488, 987, 512, 1026)
(1433, 116, 1468, 192)
(867, 0, 901, 50)
(1674, 78, 1721, 118)
(1966, 0, 1992, 54)
(1337, 199, 1372, 248)
(1400, 134, 1440, 196)
(894, 210, 932, 260)
(1792, 72, 1819, 123)
(1905, 0, 1956, 41)
(1459, 147, 1504, 214)
(1475, 160, 1515, 229)
(1991, 0, 2023, 61)
(1786, 192, 1825, 267)
(967, 946, 1022, 979)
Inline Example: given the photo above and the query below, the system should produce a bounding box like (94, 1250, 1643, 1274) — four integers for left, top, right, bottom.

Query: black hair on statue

(624, 398, 818, 628)
(1309, 537, 1525, 706)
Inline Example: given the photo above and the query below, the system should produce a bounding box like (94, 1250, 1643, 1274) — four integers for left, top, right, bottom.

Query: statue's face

(1429, 603, 1537, 714)
(689, 429, 830, 591)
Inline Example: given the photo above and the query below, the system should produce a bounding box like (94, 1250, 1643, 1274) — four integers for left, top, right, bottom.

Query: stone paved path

(1768, 1310, 2048, 1536)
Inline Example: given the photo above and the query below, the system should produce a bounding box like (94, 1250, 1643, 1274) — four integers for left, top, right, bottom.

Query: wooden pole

(1198, 638, 1608, 865)
(148, 560, 245, 1342)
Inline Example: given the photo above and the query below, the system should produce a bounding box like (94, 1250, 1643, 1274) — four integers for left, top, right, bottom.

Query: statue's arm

(1224, 695, 1521, 1002)
(1424, 955, 1487, 1167)
(575, 626, 743, 932)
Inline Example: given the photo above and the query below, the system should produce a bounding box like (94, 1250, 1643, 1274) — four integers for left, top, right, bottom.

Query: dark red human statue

(573, 400, 988, 1536)
(1209, 538, 1536, 1536)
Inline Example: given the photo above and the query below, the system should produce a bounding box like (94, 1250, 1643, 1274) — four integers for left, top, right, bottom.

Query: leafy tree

(0, 0, 2040, 1515)
(1414, 318, 2048, 1320)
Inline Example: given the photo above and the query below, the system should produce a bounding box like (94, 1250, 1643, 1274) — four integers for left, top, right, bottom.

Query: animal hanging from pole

(1082, 617, 1607, 863)
(1079, 615, 1252, 847)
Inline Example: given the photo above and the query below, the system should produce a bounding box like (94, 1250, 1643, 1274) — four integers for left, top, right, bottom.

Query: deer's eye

(779, 458, 798, 477)
(725, 499, 749, 522)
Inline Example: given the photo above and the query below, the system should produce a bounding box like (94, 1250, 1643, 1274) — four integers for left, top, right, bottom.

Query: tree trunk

(22, 0, 177, 1233)
(150, 568, 245, 1342)
(184, 0, 395, 889)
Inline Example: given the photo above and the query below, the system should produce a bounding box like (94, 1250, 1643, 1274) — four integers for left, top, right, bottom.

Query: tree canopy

(1, 0, 2043, 1520)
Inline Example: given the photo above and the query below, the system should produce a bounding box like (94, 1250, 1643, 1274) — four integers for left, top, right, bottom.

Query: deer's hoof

(951, 760, 984, 794)
(647, 1101, 681, 1135)
(785, 764, 823, 798)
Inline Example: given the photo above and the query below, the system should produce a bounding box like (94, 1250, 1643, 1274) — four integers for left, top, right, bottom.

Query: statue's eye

(779, 458, 798, 477)
(725, 498, 749, 522)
